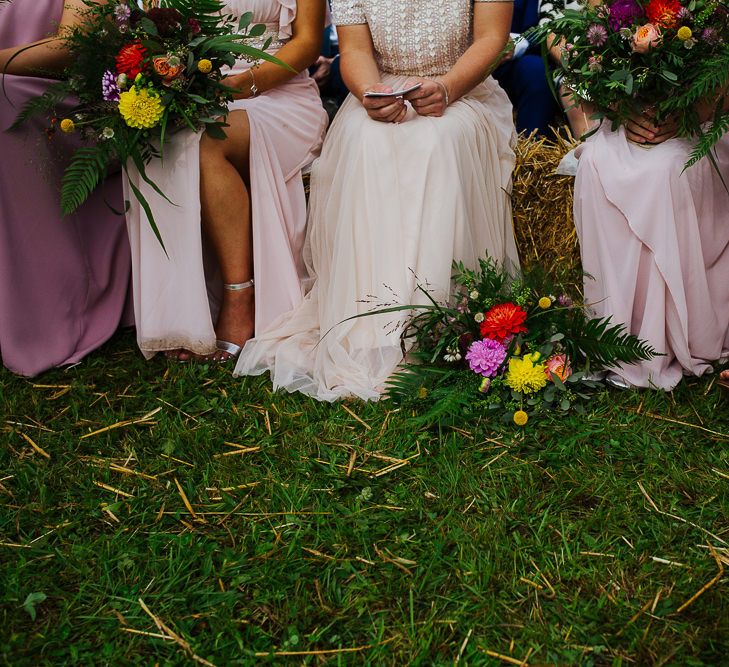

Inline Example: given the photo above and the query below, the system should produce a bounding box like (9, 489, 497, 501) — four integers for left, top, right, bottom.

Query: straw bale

(512, 128, 581, 273)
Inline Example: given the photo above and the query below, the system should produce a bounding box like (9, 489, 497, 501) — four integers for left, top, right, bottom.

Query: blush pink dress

(124, 0, 328, 358)
(0, 0, 132, 377)
(575, 126, 729, 389)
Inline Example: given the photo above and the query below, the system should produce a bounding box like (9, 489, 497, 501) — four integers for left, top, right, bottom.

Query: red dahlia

(479, 302, 528, 341)
(116, 41, 148, 79)
(645, 0, 682, 28)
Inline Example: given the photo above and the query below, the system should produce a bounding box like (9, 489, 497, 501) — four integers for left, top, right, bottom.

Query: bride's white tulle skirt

(234, 76, 519, 401)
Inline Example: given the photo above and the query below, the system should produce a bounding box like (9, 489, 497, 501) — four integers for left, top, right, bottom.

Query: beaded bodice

(333, 0, 480, 77)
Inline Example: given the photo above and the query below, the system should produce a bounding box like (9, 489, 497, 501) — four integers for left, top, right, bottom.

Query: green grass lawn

(1, 330, 728, 665)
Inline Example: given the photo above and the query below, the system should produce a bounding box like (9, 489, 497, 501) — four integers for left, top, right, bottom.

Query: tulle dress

(235, 0, 519, 401)
(124, 0, 328, 358)
(575, 126, 729, 389)
(0, 0, 132, 377)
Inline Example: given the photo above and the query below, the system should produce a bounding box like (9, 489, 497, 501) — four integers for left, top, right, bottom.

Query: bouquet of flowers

(531, 0, 729, 167)
(9, 0, 287, 247)
(368, 258, 656, 427)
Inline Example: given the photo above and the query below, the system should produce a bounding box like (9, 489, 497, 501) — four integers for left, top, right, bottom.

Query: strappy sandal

(209, 278, 254, 362)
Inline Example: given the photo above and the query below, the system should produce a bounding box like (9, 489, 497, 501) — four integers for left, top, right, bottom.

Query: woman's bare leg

(198, 110, 255, 361)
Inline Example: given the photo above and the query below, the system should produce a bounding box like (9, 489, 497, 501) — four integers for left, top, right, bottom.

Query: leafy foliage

(12, 0, 288, 241)
(530, 0, 729, 166)
(372, 257, 657, 426)
(60, 145, 112, 216)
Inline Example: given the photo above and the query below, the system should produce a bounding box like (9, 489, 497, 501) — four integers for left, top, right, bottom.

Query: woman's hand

(403, 77, 449, 117)
(625, 113, 678, 145)
(361, 83, 407, 123)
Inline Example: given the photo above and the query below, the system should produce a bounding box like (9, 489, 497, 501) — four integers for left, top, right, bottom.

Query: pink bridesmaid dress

(574, 126, 729, 390)
(0, 0, 132, 377)
(124, 0, 328, 358)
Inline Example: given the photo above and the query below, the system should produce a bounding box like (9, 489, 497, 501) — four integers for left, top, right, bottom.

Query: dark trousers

(493, 54, 560, 138)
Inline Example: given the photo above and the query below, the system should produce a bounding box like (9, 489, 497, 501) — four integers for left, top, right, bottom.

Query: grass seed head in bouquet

(530, 0, 729, 167)
(9, 0, 291, 248)
(375, 257, 656, 427)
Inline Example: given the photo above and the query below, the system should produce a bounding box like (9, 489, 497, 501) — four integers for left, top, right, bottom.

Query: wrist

(435, 77, 451, 107)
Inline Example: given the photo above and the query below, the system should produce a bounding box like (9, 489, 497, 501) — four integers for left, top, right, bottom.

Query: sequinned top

(332, 0, 510, 77)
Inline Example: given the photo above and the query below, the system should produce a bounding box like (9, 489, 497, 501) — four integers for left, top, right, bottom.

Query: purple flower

(557, 294, 573, 307)
(101, 70, 120, 102)
(114, 4, 130, 31)
(586, 23, 608, 47)
(466, 339, 507, 378)
(701, 27, 722, 46)
(608, 0, 644, 31)
(677, 7, 692, 21)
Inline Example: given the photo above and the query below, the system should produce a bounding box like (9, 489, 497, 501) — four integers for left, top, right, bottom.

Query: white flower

(474, 312, 485, 323)
(469, 290, 479, 300)
(101, 127, 115, 140)
(549, 294, 556, 303)
(116, 73, 128, 89)
(444, 352, 461, 362)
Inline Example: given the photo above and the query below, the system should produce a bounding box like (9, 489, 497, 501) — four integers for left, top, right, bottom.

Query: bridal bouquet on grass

(9, 0, 286, 246)
(531, 0, 729, 167)
(371, 258, 656, 427)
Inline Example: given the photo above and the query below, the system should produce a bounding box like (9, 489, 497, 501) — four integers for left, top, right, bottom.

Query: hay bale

(512, 129, 581, 274)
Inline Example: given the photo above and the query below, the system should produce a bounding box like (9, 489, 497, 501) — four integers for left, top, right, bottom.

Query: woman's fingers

(414, 103, 444, 117)
(625, 119, 656, 142)
(367, 99, 405, 122)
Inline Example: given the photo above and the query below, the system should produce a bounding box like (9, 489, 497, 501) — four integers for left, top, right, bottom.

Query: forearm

(227, 33, 322, 98)
(336, 24, 381, 101)
(438, 2, 512, 103)
(0, 39, 71, 77)
(339, 50, 380, 100)
(0, 0, 106, 77)
(439, 34, 510, 103)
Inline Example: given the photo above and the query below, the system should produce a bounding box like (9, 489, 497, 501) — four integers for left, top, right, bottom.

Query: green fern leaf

(60, 146, 110, 216)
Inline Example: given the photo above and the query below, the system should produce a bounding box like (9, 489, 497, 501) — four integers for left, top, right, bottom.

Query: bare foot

(208, 288, 255, 362)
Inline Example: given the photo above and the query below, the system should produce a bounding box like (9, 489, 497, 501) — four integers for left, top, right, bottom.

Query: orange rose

(632, 24, 662, 54)
(153, 56, 183, 83)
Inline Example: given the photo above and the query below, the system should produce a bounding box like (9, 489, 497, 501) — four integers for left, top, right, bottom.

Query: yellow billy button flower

(677, 26, 692, 41)
(60, 118, 75, 133)
(197, 59, 213, 74)
(513, 410, 528, 426)
(118, 87, 165, 129)
(538, 296, 552, 310)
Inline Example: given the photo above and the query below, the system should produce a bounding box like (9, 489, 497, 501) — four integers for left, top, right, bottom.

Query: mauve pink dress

(124, 0, 328, 358)
(0, 0, 132, 377)
(575, 126, 729, 389)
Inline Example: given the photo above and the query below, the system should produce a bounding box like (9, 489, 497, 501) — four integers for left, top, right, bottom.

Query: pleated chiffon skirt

(235, 76, 519, 401)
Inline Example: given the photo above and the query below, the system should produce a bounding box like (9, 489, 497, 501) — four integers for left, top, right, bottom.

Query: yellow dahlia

(118, 87, 165, 129)
(513, 410, 529, 426)
(505, 355, 548, 394)
(197, 59, 213, 74)
(60, 118, 75, 133)
(676, 26, 692, 41)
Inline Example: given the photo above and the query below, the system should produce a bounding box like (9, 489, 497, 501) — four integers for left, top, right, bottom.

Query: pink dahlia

(466, 339, 507, 378)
